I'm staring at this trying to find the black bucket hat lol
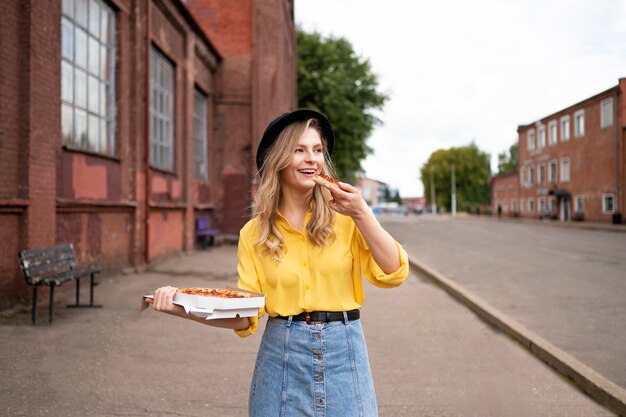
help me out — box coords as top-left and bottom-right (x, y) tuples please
(256, 109), (335, 172)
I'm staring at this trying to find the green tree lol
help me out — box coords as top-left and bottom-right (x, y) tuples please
(497, 142), (518, 174)
(420, 143), (491, 212)
(297, 29), (388, 182)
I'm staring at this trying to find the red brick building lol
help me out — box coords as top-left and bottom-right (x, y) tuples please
(492, 78), (625, 223)
(0, 0), (295, 308)
(491, 172), (518, 217)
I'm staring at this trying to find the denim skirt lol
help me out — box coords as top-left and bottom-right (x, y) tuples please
(249, 315), (378, 417)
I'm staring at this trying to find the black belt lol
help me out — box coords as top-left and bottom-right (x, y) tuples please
(274, 309), (360, 324)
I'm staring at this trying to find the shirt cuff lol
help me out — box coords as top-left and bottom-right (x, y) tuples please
(368, 242), (410, 287)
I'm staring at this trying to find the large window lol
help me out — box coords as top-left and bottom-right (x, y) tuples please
(61, 0), (115, 155)
(538, 164), (545, 185)
(193, 89), (208, 180)
(150, 48), (175, 171)
(574, 110), (585, 137)
(601, 98), (613, 128)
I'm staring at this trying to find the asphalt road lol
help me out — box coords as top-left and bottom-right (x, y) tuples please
(380, 214), (626, 392)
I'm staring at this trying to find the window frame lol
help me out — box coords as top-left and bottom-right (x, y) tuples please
(149, 47), (175, 172)
(560, 115), (570, 141)
(600, 98), (614, 129)
(549, 160), (557, 183)
(602, 194), (616, 214)
(538, 125), (546, 149)
(527, 129), (536, 151)
(574, 110), (585, 137)
(61, 0), (116, 156)
(193, 88), (208, 180)
(560, 157), (570, 183)
(548, 120), (557, 145)
(575, 195), (585, 213)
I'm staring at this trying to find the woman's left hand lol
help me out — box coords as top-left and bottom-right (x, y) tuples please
(326, 182), (369, 219)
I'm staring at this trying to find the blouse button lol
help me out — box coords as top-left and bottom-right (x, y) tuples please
(305, 284), (310, 290)
(303, 261), (308, 267)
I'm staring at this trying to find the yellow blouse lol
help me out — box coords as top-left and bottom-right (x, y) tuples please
(235, 210), (409, 337)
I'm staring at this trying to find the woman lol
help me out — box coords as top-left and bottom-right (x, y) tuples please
(150, 109), (409, 417)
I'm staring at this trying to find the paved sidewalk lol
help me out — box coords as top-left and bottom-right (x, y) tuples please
(0, 245), (614, 417)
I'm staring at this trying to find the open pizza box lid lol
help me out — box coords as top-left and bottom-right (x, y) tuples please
(141, 287), (265, 320)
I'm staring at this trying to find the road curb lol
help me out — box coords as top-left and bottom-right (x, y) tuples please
(408, 255), (626, 417)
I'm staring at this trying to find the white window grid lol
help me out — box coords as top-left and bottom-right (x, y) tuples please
(193, 88), (208, 180)
(150, 48), (175, 171)
(538, 164), (545, 185)
(528, 198), (535, 213)
(529, 166), (535, 186)
(61, 0), (116, 155)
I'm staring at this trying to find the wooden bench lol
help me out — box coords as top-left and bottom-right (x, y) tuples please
(195, 215), (221, 248)
(18, 243), (102, 324)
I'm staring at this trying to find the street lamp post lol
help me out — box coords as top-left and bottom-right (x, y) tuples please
(451, 164), (457, 216)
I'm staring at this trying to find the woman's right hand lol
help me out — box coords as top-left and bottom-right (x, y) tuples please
(149, 286), (180, 314)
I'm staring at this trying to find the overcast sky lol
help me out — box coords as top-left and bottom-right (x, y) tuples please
(294, 0), (626, 197)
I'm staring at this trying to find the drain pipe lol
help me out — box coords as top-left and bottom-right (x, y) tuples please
(144, 0), (151, 263)
(614, 86), (621, 223)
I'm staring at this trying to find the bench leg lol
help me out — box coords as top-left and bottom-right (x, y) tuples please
(49, 284), (55, 324)
(67, 275), (102, 308)
(32, 286), (38, 325)
(75, 277), (81, 306)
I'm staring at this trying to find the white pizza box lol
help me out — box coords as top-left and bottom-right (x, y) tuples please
(173, 288), (265, 310)
(141, 288), (265, 320)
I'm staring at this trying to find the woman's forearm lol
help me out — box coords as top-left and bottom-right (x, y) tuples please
(352, 208), (401, 274)
(148, 299), (250, 330)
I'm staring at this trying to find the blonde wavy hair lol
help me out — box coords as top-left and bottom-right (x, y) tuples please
(254, 118), (337, 261)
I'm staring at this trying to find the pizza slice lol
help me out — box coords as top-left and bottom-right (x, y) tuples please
(312, 173), (340, 189)
(178, 287), (253, 299)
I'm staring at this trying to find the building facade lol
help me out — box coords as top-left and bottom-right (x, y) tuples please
(492, 78), (625, 224)
(0, 0), (295, 308)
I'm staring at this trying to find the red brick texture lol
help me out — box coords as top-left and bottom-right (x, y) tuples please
(0, 0), (296, 307)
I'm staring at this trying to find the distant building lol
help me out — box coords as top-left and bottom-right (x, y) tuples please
(491, 172), (519, 216)
(491, 78), (625, 224)
(0, 0), (295, 308)
(402, 197), (427, 214)
(356, 178), (388, 206)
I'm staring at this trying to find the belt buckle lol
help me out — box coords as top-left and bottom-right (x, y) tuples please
(305, 312), (311, 324)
